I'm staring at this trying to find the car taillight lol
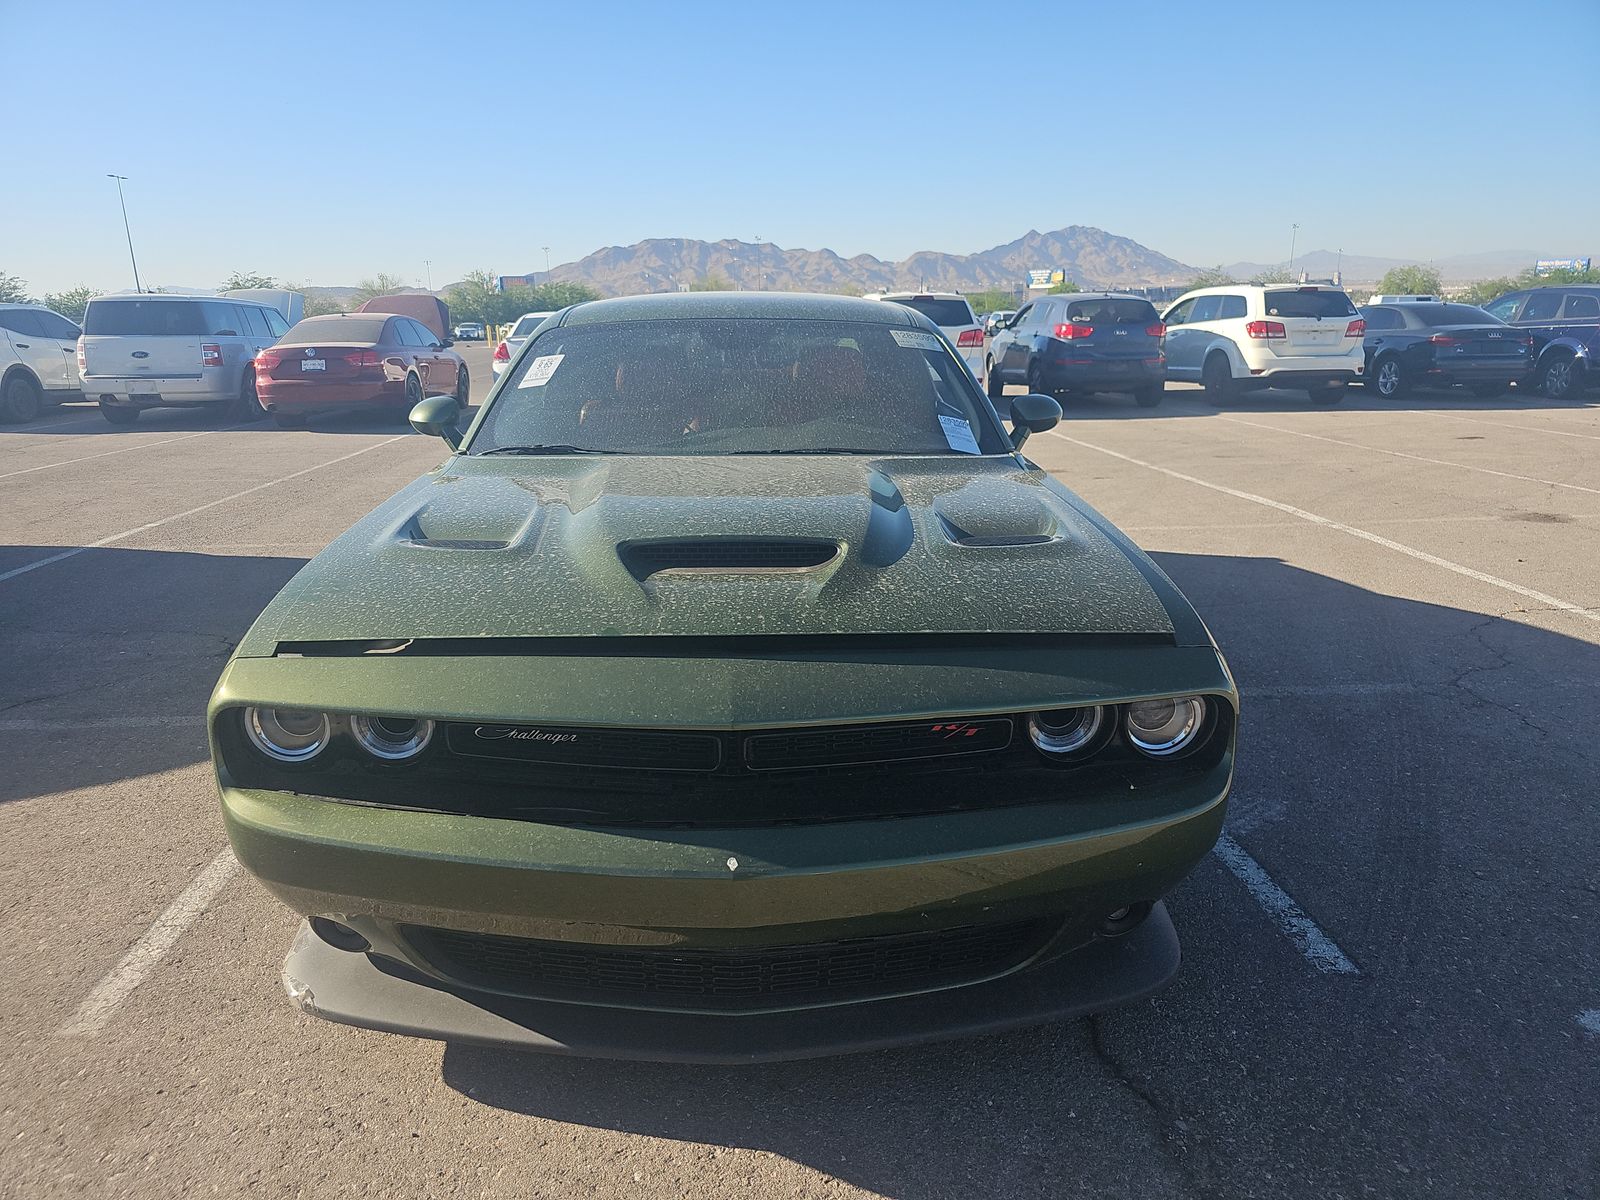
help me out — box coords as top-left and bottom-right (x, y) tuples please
(492, 340), (510, 362)
(77, 342), (85, 371)
(956, 328), (985, 347)
(256, 350), (281, 371)
(1053, 322), (1094, 339)
(1521, 335), (1535, 347)
(1145, 322), (1166, 337)
(1346, 319), (1366, 338)
(341, 349), (379, 367)
(1427, 334), (1459, 347)
(201, 343), (222, 366)
(1245, 320), (1286, 340)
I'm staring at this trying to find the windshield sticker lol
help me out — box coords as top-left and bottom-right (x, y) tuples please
(517, 354), (564, 388)
(939, 414), (981, 455)
(890, 329), (944, 352)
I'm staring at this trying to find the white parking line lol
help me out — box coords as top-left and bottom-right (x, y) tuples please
(1421, 411), (1600, 443)
(55, 847), (241, 1038)
(1217, 414), (1600, 497)
(1050, 431), (1600, 624)
(0, 427), (243, 483)
(0, 435), (407, 586)
(1212, 834), (1358, 974)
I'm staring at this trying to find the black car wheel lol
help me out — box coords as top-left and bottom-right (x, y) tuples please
(1371, 356), (1408, 399)
(985, 357), (1004, 401)
(454, 365), (470, 411)
(99, 401), (138, 426)
(1026, 363), (1046, 397)
(405, 373), (423, 412)
(1538, 354), (1583, 399)
(236, 369), (266, 420)
(1134, 383), (1164, 408)
(1201, 354), (1234, 405)
(1312, 380), (1347, 406)
(0, 372), (41, 423)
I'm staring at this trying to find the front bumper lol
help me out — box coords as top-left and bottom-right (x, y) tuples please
(280, 901), (1182, 1063)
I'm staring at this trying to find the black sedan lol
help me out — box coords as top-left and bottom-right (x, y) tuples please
(1358, 302), (1533, 399)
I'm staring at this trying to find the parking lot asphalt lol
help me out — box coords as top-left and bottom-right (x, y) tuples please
(2, 354), (1597, 1199)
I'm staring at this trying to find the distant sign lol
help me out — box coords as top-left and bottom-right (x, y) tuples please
(1535, 258), (1592, 276)
(496, 275), (535, 291)
(1026, 269), (1067, 290)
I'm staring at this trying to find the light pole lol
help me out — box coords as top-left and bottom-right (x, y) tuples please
(106, 174), (142, 291)
(542, 246), (551, 283)
(423, 259), (433, 290)
(1288, 223), (1300, 277)
(755, 236), (764, 290)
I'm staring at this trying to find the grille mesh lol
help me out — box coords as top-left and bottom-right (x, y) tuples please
(404, 919), (1051, 1009)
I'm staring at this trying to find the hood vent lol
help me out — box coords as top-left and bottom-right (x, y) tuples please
(620, 538), (840, 580)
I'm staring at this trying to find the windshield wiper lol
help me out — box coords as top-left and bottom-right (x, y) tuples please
(732, 447), (882, 455)
(476, 444), (621, 456)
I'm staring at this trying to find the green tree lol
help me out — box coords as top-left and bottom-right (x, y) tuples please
(1376, 264), (1442, 295)
(1518, 264), (1600, 287)
(966, 289), (1021, 314)
(1455, 276), (1518, 306)
(1188, 266), (1237, 288)
(1248, 267), (1294, 285)
(445, 271), (600, 326)
(1047, 279), (1081, 294)
(444, 269), (500, 325)
(689, 276), (733, 292)
(0, 270), (30, 303)
(42, 286), (99, 323)
(522, 281), (600, 310)
(352, 272), (408, 305)
(222, 271), (278, 291)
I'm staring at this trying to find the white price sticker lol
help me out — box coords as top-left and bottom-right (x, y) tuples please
(890, 329), (944, 352)
(517, 353), (564, 388)
(939, 414), (981, 455)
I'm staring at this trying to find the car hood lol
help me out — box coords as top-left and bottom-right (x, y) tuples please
(237, 454), (1180, 654)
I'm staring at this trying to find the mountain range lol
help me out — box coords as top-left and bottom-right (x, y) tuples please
(530, 227), (1199, 296)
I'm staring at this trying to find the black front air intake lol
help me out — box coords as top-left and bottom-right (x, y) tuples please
(619, 538), (839, 579)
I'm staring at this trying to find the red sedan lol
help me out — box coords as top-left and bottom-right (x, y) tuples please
(255, 313), (467, 427)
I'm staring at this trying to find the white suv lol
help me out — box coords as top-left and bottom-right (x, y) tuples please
(491, 311), (557, 378)
(1162, 284), (1364, 404)
(0, 303), (84, 422)
(868, 292), (986, 379)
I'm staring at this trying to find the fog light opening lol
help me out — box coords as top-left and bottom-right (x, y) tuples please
(1099, 902), (1152, 937)
(310, 917), (370, 953)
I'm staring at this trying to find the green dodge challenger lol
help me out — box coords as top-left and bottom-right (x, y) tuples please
(209, 292), (1236, 1062)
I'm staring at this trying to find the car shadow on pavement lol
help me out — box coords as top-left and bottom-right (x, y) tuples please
(0, 401), (462, 437)
(0, 545), (308, 806)
(439, 553), (1600, 1199)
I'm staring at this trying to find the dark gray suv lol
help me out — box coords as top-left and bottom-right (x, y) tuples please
(1482, 285), (1599, 399)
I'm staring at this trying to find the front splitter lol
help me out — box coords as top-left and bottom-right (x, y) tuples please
(279, 906), (1180, 1064)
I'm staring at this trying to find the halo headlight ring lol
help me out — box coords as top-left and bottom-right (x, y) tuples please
(1123, 696), (1209, 758)
(350, 714), (436, 761)
(244, 707), (331, 763)
(1026, 705), (1112, 760)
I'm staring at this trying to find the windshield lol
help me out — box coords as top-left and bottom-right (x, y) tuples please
(470, 317), (1008, 456)
(1263, 290), (1358, 318)
(1408, 304), (1504, 327)
(884, 297), (975, 327)
(279, 316), (389, 343)
(511, 313), (555, 338)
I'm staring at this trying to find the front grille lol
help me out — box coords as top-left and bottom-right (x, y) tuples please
(620, 538), (838, 578)
(403, 919), (1053, 1010)
(745, 717), (1012, 770)
(447, 723), (721, 772)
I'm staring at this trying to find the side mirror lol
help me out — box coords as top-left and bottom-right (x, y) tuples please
(409, 394), (463, 449)
(438, 338), (453, 348)
(1008, 392), (1061, 450)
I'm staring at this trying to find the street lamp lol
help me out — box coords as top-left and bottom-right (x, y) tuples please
(423, 259), (433, 290)
(1288, 223), (1300, 277)
(106, 174), (142, 291)
(542, 246), (551, 283)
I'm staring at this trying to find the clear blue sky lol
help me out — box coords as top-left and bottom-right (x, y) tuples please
(6, 0), (1596, 293)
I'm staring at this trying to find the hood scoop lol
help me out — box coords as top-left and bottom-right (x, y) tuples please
(619, 538), (840, 580)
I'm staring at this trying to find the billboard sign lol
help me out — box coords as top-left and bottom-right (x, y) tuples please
(1027, 269), (1067, 290)
(1535, 258), (1592, 276)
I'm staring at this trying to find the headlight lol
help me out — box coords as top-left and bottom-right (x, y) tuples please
(244, 707), (330, 762)
(350, 714), (435, 761)
(1026, 706), (1108, 757)
(1124, 696), (1208, 757)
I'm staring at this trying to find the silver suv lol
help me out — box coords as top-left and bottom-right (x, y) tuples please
(1, 303), (84, 422)
(79, 294), (290, 426)
(1162, 284), (1364, 405)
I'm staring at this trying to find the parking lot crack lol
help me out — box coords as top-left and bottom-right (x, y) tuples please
(1439, 612), (1555, 741)
(1087, 1015), (1221, 1198)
